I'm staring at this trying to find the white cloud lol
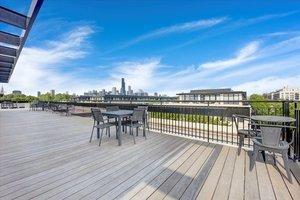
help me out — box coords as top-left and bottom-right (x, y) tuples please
(232, 75), (300, 95)
(105, 17), (226, 53)
(4, 26), (97, 95)
(110, 58), (161, 90)
(200, 41), (260, 70)
(215, 54), (300, 81)
(129, 17), (226, 43)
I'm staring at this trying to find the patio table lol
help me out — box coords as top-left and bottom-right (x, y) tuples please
(250, 115), (296, 123)
(102, 109), (133, 146)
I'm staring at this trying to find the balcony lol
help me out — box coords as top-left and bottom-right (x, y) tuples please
(0, 108), (299, 199)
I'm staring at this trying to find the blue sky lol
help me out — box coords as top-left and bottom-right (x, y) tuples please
(2, 0), (300, 96)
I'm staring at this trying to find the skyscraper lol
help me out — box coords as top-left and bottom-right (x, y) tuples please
(37, 91), (41, 97)
(50, 89), (55, 96)
(120, 78), (126, 95)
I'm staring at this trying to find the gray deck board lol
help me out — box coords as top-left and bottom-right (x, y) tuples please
(0, 110), (299, 200)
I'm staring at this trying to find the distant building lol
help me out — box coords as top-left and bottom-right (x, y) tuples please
(154, 92), (158, 97)
(37, 91), (41, 97)
(127, 86), (133, 95)
(50, 89), (55, 96)
(12, 90), (22, 95)
(112, 87), (117, 95)
(264, 86), (300, 101)
(120, 78), (126, 95)
(177, 88), (247, 106)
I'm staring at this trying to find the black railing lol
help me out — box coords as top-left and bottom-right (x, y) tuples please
(31, 100), (300, 160)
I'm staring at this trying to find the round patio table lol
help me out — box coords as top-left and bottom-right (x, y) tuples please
(250, 115), (296, 123)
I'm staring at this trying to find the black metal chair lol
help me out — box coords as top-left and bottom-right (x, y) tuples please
(250, 123), (295, 182)
(137, 105), (150, 132)
(90, 108), (114, 146)
(123, 108), (146, 144)
(233, 115), (260, 155)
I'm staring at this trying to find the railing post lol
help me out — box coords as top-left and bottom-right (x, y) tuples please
(294, 108), (300, 161)
(282, 101), (290, 117)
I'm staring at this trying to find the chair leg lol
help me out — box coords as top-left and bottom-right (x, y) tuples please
(261, 151), (266, 162)
(238, 134), (244, 155)
(132, 128), (136, 144)
(89, 126), (95, 143)
(99, 129), (104, 146)
(108, 127), (111, 137)
(251, 145), (259, 170)
(136, 127), (138, 136)
(273, 152), (276, 166)
(282, 150), (292, 182)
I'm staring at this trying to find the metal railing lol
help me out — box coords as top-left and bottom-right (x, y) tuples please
(31, 100), (300, 160)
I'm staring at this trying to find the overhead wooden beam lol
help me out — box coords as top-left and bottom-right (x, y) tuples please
(0, 0), (44, 83)
(0, 6), (27, 29)
(0, 61), (13, 68)
(6, 0), (44, 82)
(0, 54), (15, 64)
(0, 72), (10, 76)
(0, 68), (11, 73)
(0, 31), (21, 46)
(0, 45), (17, 57)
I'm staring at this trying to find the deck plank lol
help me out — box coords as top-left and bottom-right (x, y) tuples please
(228, 149), (245, 200)
(196, 146), (229, 200)
(212, 147), (237, 200)
(164, 143), (216, 200)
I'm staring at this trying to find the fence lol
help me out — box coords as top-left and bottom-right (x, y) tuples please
(33, 100), (300, 160)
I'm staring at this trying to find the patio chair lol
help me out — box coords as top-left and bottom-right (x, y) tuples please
(90, 108), (114, 146)
(137, 105), (150, 132)
(250, 123), (295, 181)
(123, 108), (146, 144)
(233, 115), (260, 155)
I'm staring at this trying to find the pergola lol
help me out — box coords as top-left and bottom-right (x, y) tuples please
(0, 0), (43, 83)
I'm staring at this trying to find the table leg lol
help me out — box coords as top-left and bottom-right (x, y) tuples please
(143, 118), (146, 137)
(118, 116), (122, 146)
(97, 121), (100, 139)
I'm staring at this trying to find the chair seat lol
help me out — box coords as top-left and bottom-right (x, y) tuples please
(237, 129), (259, 137)
(94, 123), (114, 129)
(252, 137), (289, 150)
(123, 120), (143, 128)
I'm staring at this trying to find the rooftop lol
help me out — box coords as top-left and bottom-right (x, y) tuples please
(177, 88), (246, 95)
(0, 110), (299, 199)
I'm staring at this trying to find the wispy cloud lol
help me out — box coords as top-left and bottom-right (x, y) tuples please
(5, 26), (97, 95)
(242, 11), (299, 25)
(233, 75), (300, 95)
(105, 17), (227, 54)
(200, 41), (260, 70)
(162, 11), (299, 53)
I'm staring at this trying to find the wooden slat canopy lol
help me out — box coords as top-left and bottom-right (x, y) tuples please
(0, 0), (43, 83)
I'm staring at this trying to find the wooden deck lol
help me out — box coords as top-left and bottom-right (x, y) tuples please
(0, 110), (299, 200)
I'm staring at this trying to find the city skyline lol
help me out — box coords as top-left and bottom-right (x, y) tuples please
(1, 1), (300, 95)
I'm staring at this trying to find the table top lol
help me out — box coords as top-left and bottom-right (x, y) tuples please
(251, 115), (296, 123)
(102, 109), (133, 117)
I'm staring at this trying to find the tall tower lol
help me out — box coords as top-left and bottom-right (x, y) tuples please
(121, 78), (126, 95)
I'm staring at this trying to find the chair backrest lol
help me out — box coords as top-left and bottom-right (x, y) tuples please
(260, 125), (282, 147)
(131, 108), (145, 122)
(106, 106), (119, 111)
(137, 106), (148, 118)
(91, 108), (104, 122)
(232, 114), (250, 131)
